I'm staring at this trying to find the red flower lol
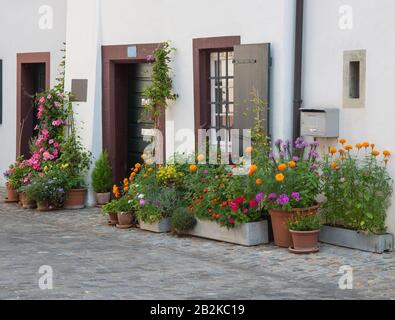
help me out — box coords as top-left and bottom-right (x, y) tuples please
(234, 196), (245, 205)
(230, 202), (238, 212)
(228, 217), (235, 224)
(249, 199), (258, 208)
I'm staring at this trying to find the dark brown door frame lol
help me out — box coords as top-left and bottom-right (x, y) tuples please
(102, 43), (165, 182)
(192, 36), (241, 148)
(16, 52), (50, 158)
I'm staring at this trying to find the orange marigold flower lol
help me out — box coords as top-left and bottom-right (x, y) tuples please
(372, 150), (380, 157)
(256, 178), (263, 186)
(329, 147), (337, 154)
(135, 163), (141, 169)
(339, 138), (346, 145)
(278, 163), (287, 171)
(245, 146), (253, 154)
(189, 164), (198, 173)
(275, 173), (285, 182)
(363, 142), (370, 148)
(197, 154), (205, 162)
(288, 160), (297, 168)
(383, 150), (391, 157)
(356, 143), (362, 150)
(370, 144), (375, 149)
(340, 156), (346, 161)
(344, 145), (353, 151)
(331, 161), (339, 169)
(248, 164), (258, 176)
(339, 149), (345, 155)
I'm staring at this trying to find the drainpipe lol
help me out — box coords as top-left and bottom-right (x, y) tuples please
(292, 0), (304, 140)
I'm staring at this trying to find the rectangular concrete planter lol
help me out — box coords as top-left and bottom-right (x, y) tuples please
(187, 218), (269, 246)
(139, 218), (171, 233)
(319, 225), (394, 254)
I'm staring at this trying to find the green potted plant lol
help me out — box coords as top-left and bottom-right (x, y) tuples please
(91, 150), (113, 206)
(113, 195), (136, 229)
(3, 157), (24, 203)
(287, 215), (321, 253)
(319, 140), (393, 253)
(101, 199), (119, 226)
(59, 129), (91, 209)
(171, 207), (197, 236)
(262, 138), (321, 248)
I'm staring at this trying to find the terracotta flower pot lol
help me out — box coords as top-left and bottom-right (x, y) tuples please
(37, 200), (52, 212)
(64, 189), (87, 210)
(270, 205), (319, 248)
(21, 192), (37, 209)
(290, 229), (320, 252)
(108, 212), (119, 226)
(95, 192), (111, 206)
(5, 183), (19, 203)
(116, 212), (134, 229)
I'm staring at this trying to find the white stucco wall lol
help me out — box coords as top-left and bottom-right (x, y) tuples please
(303, 0), (395, 233)
(0, 0), (67, 184)
(64, 0), (297, 158)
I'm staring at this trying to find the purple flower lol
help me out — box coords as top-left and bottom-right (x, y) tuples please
(295, 137), (305, 149)
(277, 194), (290, 206)
(275, 139), (283, 146)
(268, 193), (277, 200)
(310, 163), (319, 170)
(291, 192), (301, 201)
(256, 193), (265, 202)
(309, 150), (319, 159)
(268, 152), (274, 159)
(203, 169), (209, 174)
(146, 55), (155, 62)
(310, 141), (320, 147)
(139, 199), (146, 206)
(292, 156), (299, 162)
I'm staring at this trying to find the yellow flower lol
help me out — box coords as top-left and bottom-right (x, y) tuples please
(197, 154), (205, 162)
(339, 138), (346, 145)
(275, 173), (285, 182)
(329, 147), (337, 154)
(288, 161), (296, 168)
(278, 163), (287, 171)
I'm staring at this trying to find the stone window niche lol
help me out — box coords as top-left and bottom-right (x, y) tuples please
(343, 50), (366, 108)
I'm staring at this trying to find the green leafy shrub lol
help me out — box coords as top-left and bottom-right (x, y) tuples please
(171, 207), (197, 235)
(321, 141), (393, 234)
(91, 151), (113, 193)
(287, 215), (321, 231)
(101, 200), (118, 216)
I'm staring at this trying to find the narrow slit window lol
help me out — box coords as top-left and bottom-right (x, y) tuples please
(349, 61), (360, 99)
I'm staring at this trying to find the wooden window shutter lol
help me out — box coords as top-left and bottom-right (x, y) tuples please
(233, 43), (270, 134)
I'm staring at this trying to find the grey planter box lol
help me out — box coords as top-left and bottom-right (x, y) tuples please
(139, 218), (171, 233)
(319, 225), (394, 254)
(187, 218), (269, 246)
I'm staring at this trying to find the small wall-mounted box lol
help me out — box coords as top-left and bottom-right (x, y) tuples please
(300, 108), (339, 138)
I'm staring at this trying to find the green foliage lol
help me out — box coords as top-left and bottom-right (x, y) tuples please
(112, 195), (136, 213)
(101, 200), (118, 216)
(4, 157), (32, 190)
(142, 41), (178, 126)
(91, 151), (113, 193)
(320, 147), (392, 234)
(59, 128), (92, 189)
(136, 203), (162, 224)
(287, 215), (321, 231)
(171, 207), (197, 235)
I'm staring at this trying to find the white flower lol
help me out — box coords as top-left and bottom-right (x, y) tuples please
(138, 194), (145, 199)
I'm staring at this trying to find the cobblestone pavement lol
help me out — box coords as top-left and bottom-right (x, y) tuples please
(0, 189), (394, 300)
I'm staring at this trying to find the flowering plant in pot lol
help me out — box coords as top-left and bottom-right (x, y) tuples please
(59, 129), (91, 209)
(320, 139), (393, 234)
(113, 195), (137, 229)
(21, 167), (67, 211)
(101, 200), (119, 226)
(287, 214), (321, 253)
(3, 157), (28, 203)
(262, 137), (321, 248)
(91, 150), (113, 206)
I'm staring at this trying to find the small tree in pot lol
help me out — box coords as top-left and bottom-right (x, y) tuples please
(91, 150), (113, 206)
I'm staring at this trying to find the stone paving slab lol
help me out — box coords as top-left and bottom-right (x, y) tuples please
(0, 189), (394, 300)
